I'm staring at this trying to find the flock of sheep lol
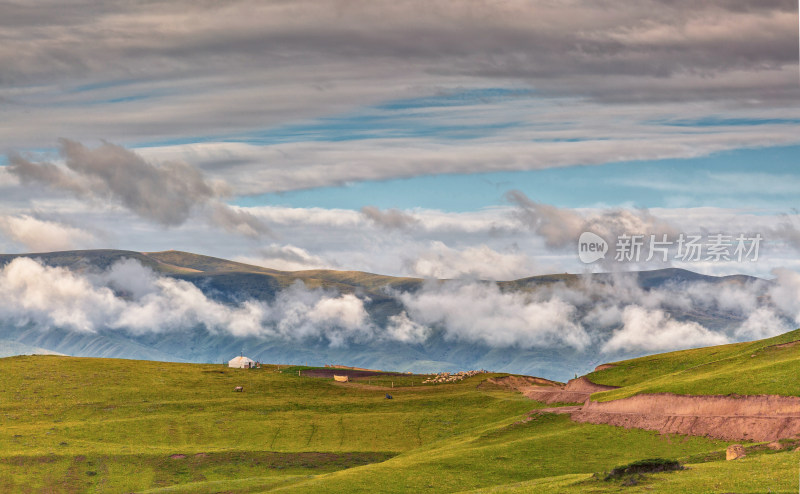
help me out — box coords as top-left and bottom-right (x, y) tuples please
(422, 370), (487, 384)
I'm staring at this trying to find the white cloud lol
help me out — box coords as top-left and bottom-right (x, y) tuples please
(235, 244), (335, 272)
(768, 269), (800, 324)
(4, 253), (800, 355)
(0, 257), (122, 333)
(136, 125), (800, 196)
(361, 206), (419, 230)
(735, 307), (790, 340)
(0, 258), (375, 346)
(397, 282), (592, 350)
(306, 293), (372, 347)
(384, 311), (431, 344)
(507, 189), (676, 251)
(602, 306), (730, 353)
(2, 0), (796, 150)
(9, 140), (269, 237)
(406, 241), (534, 280)
(0, 215), (98, 252)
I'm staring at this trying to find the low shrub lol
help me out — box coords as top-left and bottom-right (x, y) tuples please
(605, 458), (683, 481)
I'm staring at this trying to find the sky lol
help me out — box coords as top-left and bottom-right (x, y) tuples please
(1, 0), (800, 280)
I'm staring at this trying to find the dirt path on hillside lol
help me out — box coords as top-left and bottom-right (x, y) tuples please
(482, 375), (562, 390)
(532, 384), (800, 442)
(523, 376), (619, 404)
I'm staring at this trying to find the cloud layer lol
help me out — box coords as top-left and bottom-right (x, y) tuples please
(0, 215), (98, 252)
(405, 241), (534, 280)
(3, 256), (800, 356)
(3, 0), (798, 195)
(0, 257), (372, 346)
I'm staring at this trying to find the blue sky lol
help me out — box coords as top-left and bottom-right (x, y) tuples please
(237, 144), (800, 212)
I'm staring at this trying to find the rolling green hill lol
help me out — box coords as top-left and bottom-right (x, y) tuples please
(464, 328), (800, 493)
(587, 328), (800, 401)
(5, 345), (800, 493)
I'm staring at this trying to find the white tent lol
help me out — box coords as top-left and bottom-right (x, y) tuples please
(228, 356), (256, 368)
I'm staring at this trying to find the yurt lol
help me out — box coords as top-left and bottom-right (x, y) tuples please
(228, 356), (256, 368)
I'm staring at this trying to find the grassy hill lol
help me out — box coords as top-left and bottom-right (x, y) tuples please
(462, 328), (800, 493)
(587, 328), (800, 401)
(6, 351), (797, 493)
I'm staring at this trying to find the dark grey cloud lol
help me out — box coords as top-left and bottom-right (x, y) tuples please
(506, 189), (675, 248)
(360, 206), (419, 230)
(8, 139), (269, 236)
(8, 152), (87, 196)
(1, 0), (798, 203)
(209, 202), (271, 238)
(1, 0), (794, 100)
(505, 190), (586, 248)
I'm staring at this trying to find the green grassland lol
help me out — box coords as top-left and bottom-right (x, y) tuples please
(467, 452), (800, 494)
(3, 332), (800, 493)
(0, 355), (727, 492)
(271, 414), (732, 493)
(588, 328), (800, 401)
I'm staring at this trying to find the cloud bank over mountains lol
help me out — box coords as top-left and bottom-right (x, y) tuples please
(3, 256), (800, 359)
(0, 257), (369, 345)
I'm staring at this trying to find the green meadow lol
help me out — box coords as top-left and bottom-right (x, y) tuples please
(1, 339), (800, 492)
(589, 328), (800, 401)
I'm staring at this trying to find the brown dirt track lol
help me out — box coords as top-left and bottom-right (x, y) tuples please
(523, 376), (619, 404)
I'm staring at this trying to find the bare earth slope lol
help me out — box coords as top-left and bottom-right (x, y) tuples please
(530, 330), (800, 442)
(524, 376), (619, 404)
(540, 392), (800, 442)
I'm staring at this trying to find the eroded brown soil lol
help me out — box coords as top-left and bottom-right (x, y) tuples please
(593, 364), (617, 371)
(531, 379), (800, 442)
(524, 376), (619, 404)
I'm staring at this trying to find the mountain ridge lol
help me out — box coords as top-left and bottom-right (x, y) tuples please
(0, 248), (765, 286)
(0, 249), (770, 381)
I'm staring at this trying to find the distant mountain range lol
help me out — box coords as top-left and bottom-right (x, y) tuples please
(0, 250), (769, 381)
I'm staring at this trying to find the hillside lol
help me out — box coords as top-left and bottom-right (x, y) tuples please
(587, 328), (800, 401)
(5, 344), (800, 493)
(0, 355), (732, 493)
